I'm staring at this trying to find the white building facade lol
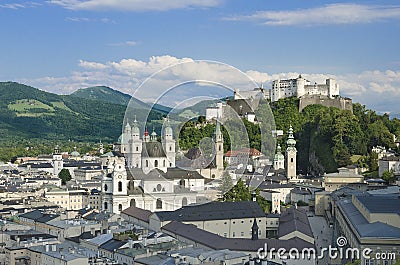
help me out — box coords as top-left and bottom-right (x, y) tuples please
(271, 75), (339, 102)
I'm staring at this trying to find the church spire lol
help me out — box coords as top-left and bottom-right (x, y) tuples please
(251, 217), (259, 240)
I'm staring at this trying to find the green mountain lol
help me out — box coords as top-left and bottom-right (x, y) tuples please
(0, 82), (164, 142)
(72, 86), (143, 108)
(71, 85), (172, 113)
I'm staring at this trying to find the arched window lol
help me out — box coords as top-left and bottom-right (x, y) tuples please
(291, 158), (294, 163)
(169, 146), (172, 151)
(118, 204), (122, 212)
(163, 160), (166, 167)
(179, 179), (185, 187)
(155, 160), (158, 167)
(146, 160), (149, 167)
(118, 181), (122, 192)
(182, 197), (188, 206)
(130, 199), (136, 207)
(104, 184), (108, 192)
(104, 202), (108, 210)
(156, 199), (162, 209)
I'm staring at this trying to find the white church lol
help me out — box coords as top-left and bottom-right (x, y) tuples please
(101, 118), (219, 214)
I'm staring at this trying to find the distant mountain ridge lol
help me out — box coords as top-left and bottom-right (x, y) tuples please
(71, 86), (172, 113)
(0, 82), (164, 142)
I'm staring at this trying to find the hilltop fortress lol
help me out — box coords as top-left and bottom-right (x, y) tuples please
(271, 75), (352, 112)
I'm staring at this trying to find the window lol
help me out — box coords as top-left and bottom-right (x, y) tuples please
(155, 160), (158, 167)
(130, 199), (136, 207)
(169, 146), (172, 151)
(291, 158), (294, 163)
(104, 202), (108, 210)
(118, 181), (123, 192)
(104, 184), (108, 191)
(146, 160), (149, 167)
(182, 197), (188, 206)
(157, 184), (162, 192)
(136, 146), (139, 151)
(118, 204), (122, 212)
(163, 160), (166, 167)
(241, 232), (244, 237)
(156, 199), (162, 209)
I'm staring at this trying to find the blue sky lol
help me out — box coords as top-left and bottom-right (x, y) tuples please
(1, 0), (400, 114)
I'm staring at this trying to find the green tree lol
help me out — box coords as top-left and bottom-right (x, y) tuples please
(221, 179), (271, 213)
(382, 170), (395, 183)
(368, 151), (379, 172)
(218, 172), (234, 196)
(58, 168), (72, 185)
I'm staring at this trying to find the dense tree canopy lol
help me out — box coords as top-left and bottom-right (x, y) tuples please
(179, 97), (400, 175)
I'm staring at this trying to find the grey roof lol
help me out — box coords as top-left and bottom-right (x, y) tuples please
(162, 221), (314, 252)
(278, 207), (313, 238)
(128, 168), (165, 180)
(86, 233), (113, 246)
(142, 142), (166, 158)
(355, 195), (400, 215)
(122, 206), (152, 222)
(101, 151), (124, 157)
(83, 212), (111, 221)
(19, 209), (59, 223)
(226, 98), (260, 116)
(29, 245), (87, 262)
(337, 197), (400, 239)
(163, 168), (204, 180)
(134, 254), (175, 265)
(99, 239), (127, 252)
(155, 201), (266, 222)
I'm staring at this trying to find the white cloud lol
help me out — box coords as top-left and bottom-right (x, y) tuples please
(108, 41), (137, 47)
(49, 0), (223, 11)
(0, 1), (41, 9)
(65, 16), (115, 23)
(19, 55), (400, 114)
(225, 3), (400, 26)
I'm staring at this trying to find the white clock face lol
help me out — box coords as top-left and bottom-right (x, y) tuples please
(117, 175), (122, 179)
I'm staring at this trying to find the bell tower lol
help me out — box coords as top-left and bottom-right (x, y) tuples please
(162, 117), (175, 168)
(285, 125), (297, 182)
(214, 121), (224, 171)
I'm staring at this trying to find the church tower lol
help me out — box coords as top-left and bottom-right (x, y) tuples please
(130, 118), (142, 168)
(102, 157), (129, 214)
(52, 145), (63, 176)
(162, 117), (176, 168)
(285, 125), (297, 182)
(273, 144), (285, 170)
(215, 121), (224, 171)
(121, 122), (131, 154)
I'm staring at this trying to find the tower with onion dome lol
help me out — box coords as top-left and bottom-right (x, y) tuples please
(285, 125), (297, 182)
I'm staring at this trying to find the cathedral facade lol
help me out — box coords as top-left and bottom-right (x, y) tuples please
(101, 119), (209, 214)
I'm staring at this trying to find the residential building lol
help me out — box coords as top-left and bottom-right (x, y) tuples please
(44, 187), (89, 210)
(323, 167), (364, 192)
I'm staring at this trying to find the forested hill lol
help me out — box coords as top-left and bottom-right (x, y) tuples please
(0, 82), (164, 143)
(272, 98), (400, 174)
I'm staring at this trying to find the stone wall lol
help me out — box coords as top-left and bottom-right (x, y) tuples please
(299, 95), (353, 112)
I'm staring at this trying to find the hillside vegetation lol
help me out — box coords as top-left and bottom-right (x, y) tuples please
(179, 97), (400, 174)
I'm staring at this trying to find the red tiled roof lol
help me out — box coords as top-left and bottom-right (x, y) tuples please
(224, 148), (261, 157)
